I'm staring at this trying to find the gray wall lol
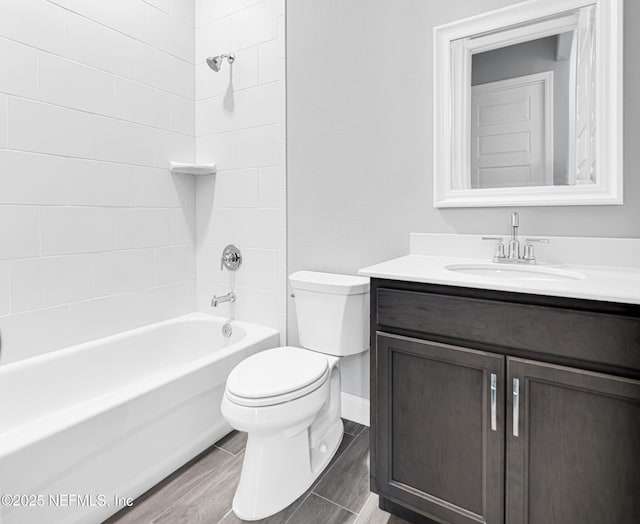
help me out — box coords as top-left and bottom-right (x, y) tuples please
(472, 35), (571, 183)
(286, 0), (639, 397)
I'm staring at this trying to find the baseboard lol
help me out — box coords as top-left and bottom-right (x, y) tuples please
(341, 392), (369, 426)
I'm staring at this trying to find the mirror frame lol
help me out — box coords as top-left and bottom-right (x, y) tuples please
(433, 0), (623, 208)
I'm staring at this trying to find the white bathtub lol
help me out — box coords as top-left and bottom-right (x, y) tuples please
(0, 313), (279, 524)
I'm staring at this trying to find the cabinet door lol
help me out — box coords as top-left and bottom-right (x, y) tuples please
(506, 357), (640, 524)
(376, 333), (505, 524)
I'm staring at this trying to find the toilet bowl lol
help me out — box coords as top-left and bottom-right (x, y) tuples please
(221, 271), (370, 521)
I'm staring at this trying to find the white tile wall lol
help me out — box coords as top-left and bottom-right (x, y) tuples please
(115, 208), (171, 249)
(39, 54), (116, 116)
(0, 37), (39, 98)
(113, 77), (173, 130)
(0, 1), (67, 55)
(0, 94), (7, 148)
(135, 170), (194, 208)
(171, 208), (196, 245)
(0, 262), (10, 316)
(11, 255), (94, 313)
(41, 207), (115, 255)
(145, 0), (170, 14)
(94, 249), (155, 296)
(67, 160), (136, 207)
(155, 245), (196, 285)
(0, 207), (40, 260)
(0, 305), (72, 364)
(49, 0), (156, 45)
(0, 0), (286, 365)
(92, 116), (156, 166)
(8, 98), (94, 158)
(195, 0), (286, 337)
(169, 0), (195, 27)
(153, 9), (195, 61)
(0, 150), (68, 205)
(0, 0), (196, 365)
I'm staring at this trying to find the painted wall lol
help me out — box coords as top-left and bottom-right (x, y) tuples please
(0, 0), (197, 365)
(286, 0), (640, 399)
(194, 0), (287, 337)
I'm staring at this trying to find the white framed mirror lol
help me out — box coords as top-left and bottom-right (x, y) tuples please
(433, 0), (623, 208)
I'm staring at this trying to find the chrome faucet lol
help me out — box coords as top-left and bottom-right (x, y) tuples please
(508, 212), (520, 259)
(483, 212), (549, 265)
(211, 291), (236, 307)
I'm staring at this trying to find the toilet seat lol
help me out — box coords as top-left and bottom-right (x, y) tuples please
(225, 346), (330, 407)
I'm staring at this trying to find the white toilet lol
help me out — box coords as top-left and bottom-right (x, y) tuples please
(221, 270), (370, 521)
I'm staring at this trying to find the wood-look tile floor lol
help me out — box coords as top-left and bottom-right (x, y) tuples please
(106, 420), (409, 524)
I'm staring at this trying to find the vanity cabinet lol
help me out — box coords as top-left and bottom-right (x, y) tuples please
(370, 278), (640, 524)
(505, 358), (640, 524)
(376, 334), (505, 524)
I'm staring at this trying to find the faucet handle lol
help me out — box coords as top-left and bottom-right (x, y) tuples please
(523, 238), (550, 262)
(482, 236), (506, 259)
(220, 244), (242, 271)
(524, 238), (550, 243)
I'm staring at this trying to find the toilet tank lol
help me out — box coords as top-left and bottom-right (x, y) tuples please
(289, 271), (370, 356)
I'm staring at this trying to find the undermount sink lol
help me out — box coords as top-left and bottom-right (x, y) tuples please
(445, 264), (586, 281)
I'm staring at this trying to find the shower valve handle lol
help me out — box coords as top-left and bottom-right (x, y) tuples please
(221, 244), (242, 271)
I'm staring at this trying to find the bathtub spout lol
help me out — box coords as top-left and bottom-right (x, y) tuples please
(211, 292), (236, 307)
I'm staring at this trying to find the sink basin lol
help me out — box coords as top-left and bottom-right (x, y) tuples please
(445, 264), (586, 281)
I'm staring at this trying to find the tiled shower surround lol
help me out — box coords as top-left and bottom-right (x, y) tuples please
(0, 0), (286, 365)
(194, 0), (287, 337)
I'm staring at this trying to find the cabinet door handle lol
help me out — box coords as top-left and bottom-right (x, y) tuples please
(513, 378), (520, 437)
(490, 373), (497, 431)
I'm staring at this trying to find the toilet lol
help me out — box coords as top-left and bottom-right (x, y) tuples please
(221, 270), (370, 521)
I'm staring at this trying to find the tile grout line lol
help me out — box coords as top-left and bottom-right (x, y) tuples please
(215, 508), (234, 524)
(310, 493), (358, 517)
(283, 491), (313, 524)
(213, 444), (236, 458)
(157, 451), (241, 524)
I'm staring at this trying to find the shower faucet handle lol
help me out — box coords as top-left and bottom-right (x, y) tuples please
(221, 244), (242, 271)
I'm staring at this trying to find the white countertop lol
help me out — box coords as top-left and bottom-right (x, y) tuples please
(359, 254), (640, 305)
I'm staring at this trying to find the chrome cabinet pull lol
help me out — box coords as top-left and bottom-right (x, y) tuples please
(490, 373), (497, 431)
(513, 378), (520, 437)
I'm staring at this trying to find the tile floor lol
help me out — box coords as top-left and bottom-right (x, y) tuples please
(106, 420), (409, 524)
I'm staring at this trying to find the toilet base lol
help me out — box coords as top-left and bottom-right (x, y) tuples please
(232, 417), (344, 521)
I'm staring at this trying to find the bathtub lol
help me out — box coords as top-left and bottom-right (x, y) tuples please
(0, 313), (279, 524)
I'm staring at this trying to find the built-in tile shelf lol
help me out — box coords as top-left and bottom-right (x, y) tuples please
(169, 162), (217, 176)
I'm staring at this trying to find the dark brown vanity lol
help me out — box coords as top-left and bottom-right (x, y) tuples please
(369, 277), (640, 524)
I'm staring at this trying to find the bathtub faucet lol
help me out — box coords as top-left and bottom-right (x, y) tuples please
(211, 292), (236, 307)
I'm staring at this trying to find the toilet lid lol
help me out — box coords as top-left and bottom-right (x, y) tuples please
(226, 346), (329, 401)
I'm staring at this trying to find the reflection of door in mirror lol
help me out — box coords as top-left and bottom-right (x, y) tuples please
(470, 72), (551, 189)
(470, 35), (572, 189)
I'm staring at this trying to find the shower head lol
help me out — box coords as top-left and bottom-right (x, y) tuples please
(206, 53), (235, 72)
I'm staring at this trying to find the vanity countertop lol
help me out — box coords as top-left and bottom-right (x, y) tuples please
(359, 254), (640, 306)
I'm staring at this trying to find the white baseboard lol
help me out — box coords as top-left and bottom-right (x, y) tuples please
(341, 392), (370, 426)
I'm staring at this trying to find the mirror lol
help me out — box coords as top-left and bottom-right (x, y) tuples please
(433, 0), (622, 207)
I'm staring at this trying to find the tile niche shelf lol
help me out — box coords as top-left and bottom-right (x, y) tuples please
(169, 162), (217, 176)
